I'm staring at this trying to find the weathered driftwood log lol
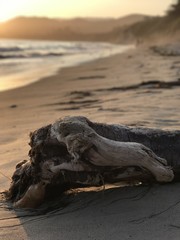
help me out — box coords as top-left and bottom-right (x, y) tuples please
(7, 116), (180, 209)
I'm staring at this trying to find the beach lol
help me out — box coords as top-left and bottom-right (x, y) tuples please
(0, 44), (180, 239)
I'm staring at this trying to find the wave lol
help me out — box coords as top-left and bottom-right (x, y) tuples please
(0, 46), (22, 52)
(0, 52), (66, 59)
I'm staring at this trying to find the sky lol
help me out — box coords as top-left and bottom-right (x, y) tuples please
(0, 0), (174, 22)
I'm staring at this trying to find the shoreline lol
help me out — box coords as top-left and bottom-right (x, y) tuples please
(0, 48), (134, 94)
(0, 39), (134, 92)
(0, 44), (180, 239)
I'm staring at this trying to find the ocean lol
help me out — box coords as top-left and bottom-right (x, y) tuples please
(0, 39), (133, 91)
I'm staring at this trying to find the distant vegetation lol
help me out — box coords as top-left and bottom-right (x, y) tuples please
(167, 0), (180, 18)
(110, 0), (180, 44)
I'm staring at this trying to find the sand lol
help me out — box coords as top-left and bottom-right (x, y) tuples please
(0, 45), (180, 239)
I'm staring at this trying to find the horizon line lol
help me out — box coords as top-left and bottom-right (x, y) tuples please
(0, 12), (161, 23)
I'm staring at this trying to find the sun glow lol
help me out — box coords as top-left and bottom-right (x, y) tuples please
(0, 0), (173, 22)
(0, 0), (27, 22)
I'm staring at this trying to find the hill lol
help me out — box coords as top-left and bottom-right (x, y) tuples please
(109, 15), (180, 44)
(0, 14), (147, 41)
(105, 1), (180, 44)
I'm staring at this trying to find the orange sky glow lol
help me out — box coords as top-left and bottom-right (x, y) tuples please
(0, 0), (174, 22)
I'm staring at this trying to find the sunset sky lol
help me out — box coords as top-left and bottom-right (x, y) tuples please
(0, 0), (173, 22)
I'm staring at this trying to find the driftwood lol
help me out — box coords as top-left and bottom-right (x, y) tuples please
(7, 116), (180, 209)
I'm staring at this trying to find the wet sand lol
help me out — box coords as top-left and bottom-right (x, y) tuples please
(0, 45), (180, 239)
